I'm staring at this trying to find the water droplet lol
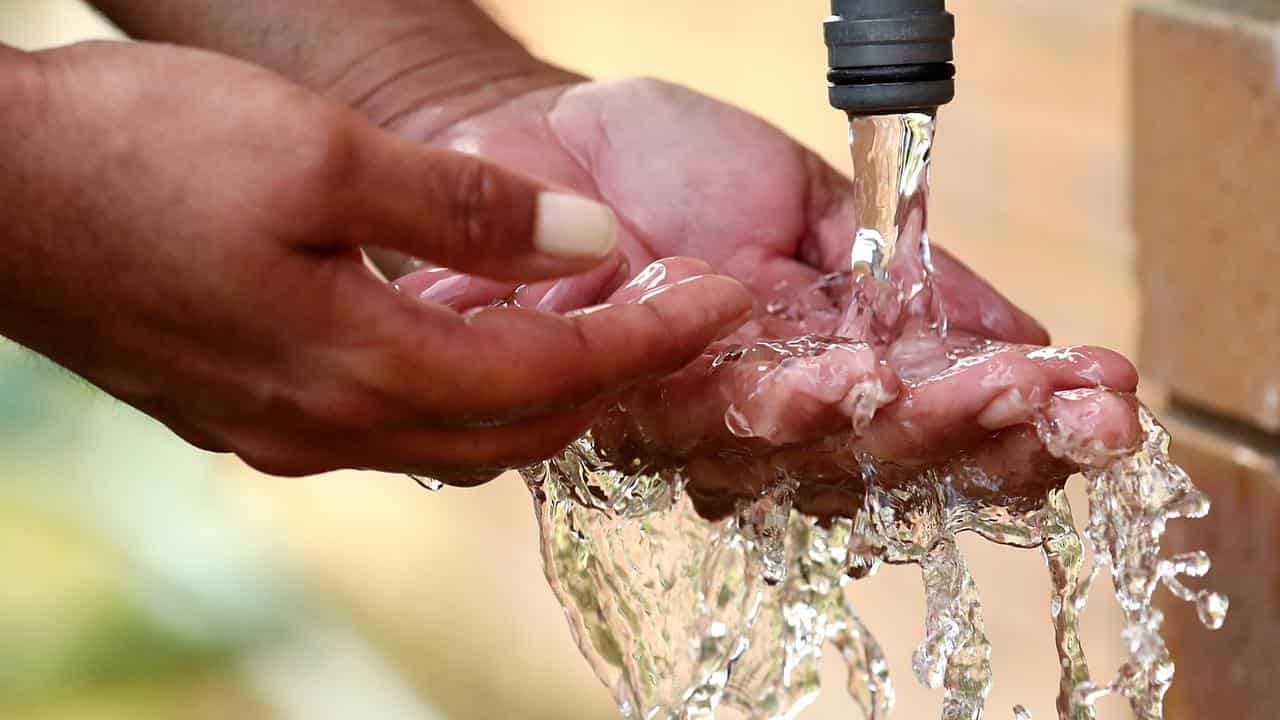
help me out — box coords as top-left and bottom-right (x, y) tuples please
(724, 404), (754, 438)
(408, 474), (443, 492)
(1196, 591), (1229, 630)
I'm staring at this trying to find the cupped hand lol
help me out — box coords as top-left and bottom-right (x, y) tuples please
(379, 78), (1140, 510)
(390, 77), (1046, 346)
(0, 44), (750, 481)
(592, 259), (1142, 519)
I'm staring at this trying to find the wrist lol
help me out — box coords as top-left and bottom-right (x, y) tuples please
(325, 36), (583, 142)
(90, 0), (584, 142)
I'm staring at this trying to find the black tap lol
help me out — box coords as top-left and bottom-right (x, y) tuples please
(825, 0), (955, 115)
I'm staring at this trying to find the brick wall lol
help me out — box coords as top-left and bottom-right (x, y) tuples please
(1134, 2), (1280, 717)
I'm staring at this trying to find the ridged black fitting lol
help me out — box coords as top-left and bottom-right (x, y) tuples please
(825, 0), (956, 115)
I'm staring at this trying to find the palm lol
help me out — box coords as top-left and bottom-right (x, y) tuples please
(412, 78), (1045, 343)
(432, 79), (811, 281)
(392, 78), (1141, 512)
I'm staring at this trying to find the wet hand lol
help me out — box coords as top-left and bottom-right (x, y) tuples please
(589, 259), (1142, 519)
(377, 78), (1138, 508)
(390, 78), (1046, 345)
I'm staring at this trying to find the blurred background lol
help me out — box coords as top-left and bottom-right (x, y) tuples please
(0, 1), (1145, 718)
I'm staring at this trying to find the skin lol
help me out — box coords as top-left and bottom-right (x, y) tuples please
(0, 42), (750, 481)
(5, 2), (1142, 501)
(388, 79), (1143, 509)
(592, 258), (1139, 518)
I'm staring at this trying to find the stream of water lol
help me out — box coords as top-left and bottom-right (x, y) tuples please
(468, 113), (1226, 720)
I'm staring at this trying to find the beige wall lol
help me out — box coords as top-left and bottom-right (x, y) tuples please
(0, 0), (118, 49)
(1135, 3), (1280, 718)
(2, 2), (1143, 718)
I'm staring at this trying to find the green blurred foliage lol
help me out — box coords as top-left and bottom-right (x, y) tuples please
(0, 343), (274, 717)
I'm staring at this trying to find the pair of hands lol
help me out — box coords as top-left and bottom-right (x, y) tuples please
(386, 75), (1140, 508)
(0, 39), (1139, 499)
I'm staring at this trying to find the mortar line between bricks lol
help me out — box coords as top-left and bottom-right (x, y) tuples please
(1144, 1), (1280, 28)
(1167, 394), (1280, 461)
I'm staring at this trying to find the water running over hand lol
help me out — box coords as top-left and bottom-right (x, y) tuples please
(433, 112), (1226, 719)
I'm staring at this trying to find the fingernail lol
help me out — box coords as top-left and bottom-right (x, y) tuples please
(1024, 312), (1052, 344)
(534, 193), (618, 259)
(840, 377), (898, 434)
(977, 388), (1035, 431)
(419, 275), (469, 305)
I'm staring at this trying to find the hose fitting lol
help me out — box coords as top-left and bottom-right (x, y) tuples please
(825, 0), (955, 115)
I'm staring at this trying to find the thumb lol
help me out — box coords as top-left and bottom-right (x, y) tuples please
(345, 126), (619, 282)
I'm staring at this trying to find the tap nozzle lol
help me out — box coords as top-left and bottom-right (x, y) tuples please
(825, 0), (955, 115)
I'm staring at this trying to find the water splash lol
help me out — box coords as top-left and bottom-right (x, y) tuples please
(427, 112), (1227, 718)
(526, 450), (896, 720)
(527, 447), (757, 717)
(521, 397), (1224, 720)
(720, 516), (893, 720)
(408, 474), (444, 492)
(1069, 407), (1230, 719)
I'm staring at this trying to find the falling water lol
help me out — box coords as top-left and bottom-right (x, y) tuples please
(424, 112), (1226, 719)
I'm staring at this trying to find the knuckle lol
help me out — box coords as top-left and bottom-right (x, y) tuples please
(510, 321), (604, 411)
(448, 159), (505, 257)
(285, 376), (393, 434)
(240, 372), (382, 439)
(278, 112), (361, 207)
(318, 383), (400, 431)
(629, 302), (690, 372)
(370, 329), (456, 415)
